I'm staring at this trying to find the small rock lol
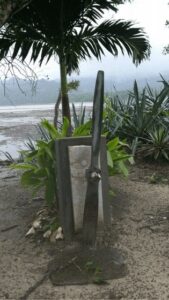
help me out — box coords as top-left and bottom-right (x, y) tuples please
(25, 227), (35, 236)
(55, 227), (64, 240)
(43, 229), (52, 239)
(32, 219), (42, 229)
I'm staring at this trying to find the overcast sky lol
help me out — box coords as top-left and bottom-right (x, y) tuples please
(34, 0), (169, 82)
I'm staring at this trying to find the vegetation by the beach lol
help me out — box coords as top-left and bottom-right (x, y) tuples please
(11, 118), (131, 208)
(6, 74), (169, 209)
(104, 77), (169, 161)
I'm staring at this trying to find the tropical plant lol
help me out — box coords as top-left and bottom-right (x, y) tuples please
(104, 78), (169, 155)
(0, 0), (150, 124)
(11, 118), (70, 208)
(138, 126), (169, 161)
(11, 118), (132, 207)
(103, 95), (124, 139)
(107, 136), (133, 176)
(72, 103), (87, 128)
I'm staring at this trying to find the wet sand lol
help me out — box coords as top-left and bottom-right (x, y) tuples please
(0, 104), (92, 160)
(0, 107), (55, 159)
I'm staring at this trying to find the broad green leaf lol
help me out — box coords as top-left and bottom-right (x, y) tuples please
(107, 150), (114, 168)
(73, 120), (92, 136)
(107, 137), (119, 150)
(118, 161), (129, 177)
(21, 170), (41, 186)
(11, 163), (36, 170)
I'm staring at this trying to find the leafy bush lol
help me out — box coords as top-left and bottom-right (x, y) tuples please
(12, 119), (70, 208)
(12, 118), (131, 208)
(107, 137), (133, 177)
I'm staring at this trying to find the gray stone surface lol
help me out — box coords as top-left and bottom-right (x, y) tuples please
(55, 136), (110, 238)
(69, 146), (103, 231)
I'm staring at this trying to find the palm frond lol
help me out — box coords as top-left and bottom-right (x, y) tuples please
(0, 0), (150, 73)
(70, 20), (150, 64)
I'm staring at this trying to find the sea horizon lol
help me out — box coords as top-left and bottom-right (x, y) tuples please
(0, 102), (93, 113)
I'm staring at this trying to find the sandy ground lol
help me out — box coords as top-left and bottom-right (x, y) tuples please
(0, 162), (169, 300)
(0, 109), (169, 299)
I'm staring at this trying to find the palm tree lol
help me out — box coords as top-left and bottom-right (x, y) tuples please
(0, 0), (150, 124)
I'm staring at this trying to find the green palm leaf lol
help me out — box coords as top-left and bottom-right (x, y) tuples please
(0, 0), (150, 122)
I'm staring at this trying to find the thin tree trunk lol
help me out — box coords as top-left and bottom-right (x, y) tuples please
(59, 58), (71, 134)
(53, 90), (61, 128)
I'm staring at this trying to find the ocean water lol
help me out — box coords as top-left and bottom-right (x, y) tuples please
(0, 102), (92, 113)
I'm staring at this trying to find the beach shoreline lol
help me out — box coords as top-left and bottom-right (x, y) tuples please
(0, 103), (92, 160)
(0, 107), (54, 160)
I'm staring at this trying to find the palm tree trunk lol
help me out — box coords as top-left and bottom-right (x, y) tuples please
(59, 58), (71, 126)
(53, 90), (61, 128)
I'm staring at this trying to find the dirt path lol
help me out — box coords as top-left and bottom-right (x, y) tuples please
(0, 164), (169, 299)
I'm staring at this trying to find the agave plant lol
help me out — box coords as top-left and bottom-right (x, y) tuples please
(104, 79), (169, 154)
(72, 103), (87, 128)
(102, 96), (124, 139)
(138, 126), (169, 161)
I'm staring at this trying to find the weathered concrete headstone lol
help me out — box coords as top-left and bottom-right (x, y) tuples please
(55, 136), (110, 240)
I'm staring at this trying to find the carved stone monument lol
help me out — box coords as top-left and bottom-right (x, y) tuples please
(55, 71), (110, 242)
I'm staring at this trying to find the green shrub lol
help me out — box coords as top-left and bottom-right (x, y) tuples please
(12, 118), (131, 208)
(107, 137), (133, 176)
(11, 119), (69, 208)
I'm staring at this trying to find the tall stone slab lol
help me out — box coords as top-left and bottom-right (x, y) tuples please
(55, 136), (110, 240)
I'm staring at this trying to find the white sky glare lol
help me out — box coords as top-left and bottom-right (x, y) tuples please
(35, 0), (169, 81)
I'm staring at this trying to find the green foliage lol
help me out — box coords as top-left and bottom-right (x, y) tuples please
(72, 103), (87, 128)
(0, 0), (150, 122)
(107, 137), (133, 177)
(72, 120), (92, 137)
(11, 118), (72, 208)
(12, 118), (131, 207)
(104, 77), (169, 161)
(12, 140), (57, 208)
(103, 96), (124, 138)
(0, 1), (150, 71)
(138, 127), (169, 161)
(67, 80), (79, 92)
